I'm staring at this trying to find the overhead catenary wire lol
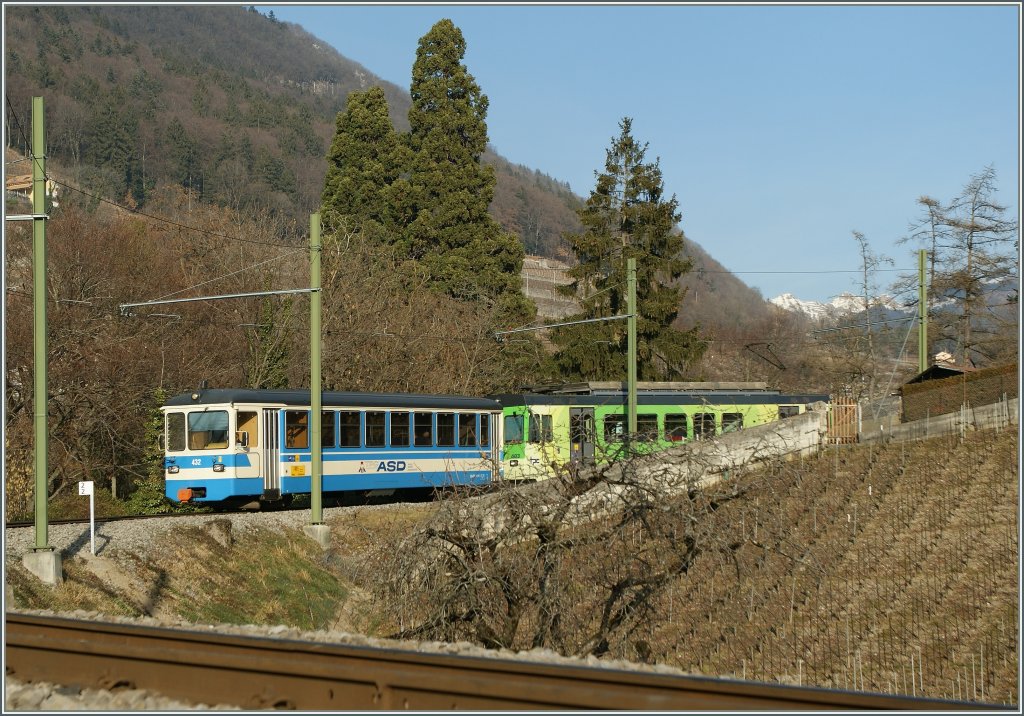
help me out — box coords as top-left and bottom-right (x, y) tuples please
(45, 176), (296, 249)
(151, 247), (307, 302)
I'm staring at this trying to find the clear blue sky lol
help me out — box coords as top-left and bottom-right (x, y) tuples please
(267, 3), (1020, 304)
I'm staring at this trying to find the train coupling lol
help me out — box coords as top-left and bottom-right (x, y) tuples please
(176, 487), (207, 502)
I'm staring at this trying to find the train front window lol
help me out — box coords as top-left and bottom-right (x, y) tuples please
(166, 412), (186, 452)
(458, 414), (476, 447)
(189, 410), (229, 450)
(504, 414), (524, 444)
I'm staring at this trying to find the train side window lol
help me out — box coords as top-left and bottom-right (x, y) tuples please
(779, 405), (800, 419)
(504, 414), (524, 444)
(665, 414), (688, 442)
(458, 414), (476, 447)
(321, 411), (336, 448)
(188, 410), (229, 450)
(480, 413), (490, 447)
(339, 411), (360, 448)
(366, 411), (386, 448)
(604, 414), (625, 442)
(637, 414), (658, 441)
(722, 413), (743, 433)
(437, 412), (456, 447)
(694, 413), (716, 439)
(236, 411), (259, 449)
(391, 411), (411, 447)
(528, 413), (553, 443)
(166, 412), (186, 452)
(414, 412), (433, 447)
(285, 410), (309, 449)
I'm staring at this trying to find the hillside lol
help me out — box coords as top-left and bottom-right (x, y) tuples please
(3, 5), (582, 255)
(6, 426), (1017, 705)
(4, 4), (800, 368)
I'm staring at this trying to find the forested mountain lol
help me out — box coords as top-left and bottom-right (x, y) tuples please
(4, 4), (805, 382)
(4, 5), (583, 254)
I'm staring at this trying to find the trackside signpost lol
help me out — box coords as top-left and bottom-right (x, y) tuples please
(78, 480), (95, 555)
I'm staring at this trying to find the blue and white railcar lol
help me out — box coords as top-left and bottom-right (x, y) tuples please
(162, 388), (503, 507)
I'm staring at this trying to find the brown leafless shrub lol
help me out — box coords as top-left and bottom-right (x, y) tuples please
(365, 446), (754, 659)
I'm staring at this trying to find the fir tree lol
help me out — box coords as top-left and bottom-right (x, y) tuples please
(320, 86), (408, 241)
(405, 19), (532, 321)
(552, 118), (705, 380)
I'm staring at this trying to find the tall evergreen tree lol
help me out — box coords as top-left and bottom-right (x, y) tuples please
(405, 19), (532, 321)
(552, 118), (705, 381)
(320, 86), (408, 240)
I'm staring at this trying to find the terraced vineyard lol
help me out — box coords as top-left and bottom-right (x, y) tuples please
(646, 427), (1018, 704)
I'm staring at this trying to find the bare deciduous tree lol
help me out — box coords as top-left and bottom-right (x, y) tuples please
(365, 445), (755, 660)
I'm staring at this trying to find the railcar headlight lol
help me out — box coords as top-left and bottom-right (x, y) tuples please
(167, 465), (180, 474)
(509, 459), (519, 467)
(212, 463), (226, 473)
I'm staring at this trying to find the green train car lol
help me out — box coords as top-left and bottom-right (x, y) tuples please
(490, 382), (830, 481)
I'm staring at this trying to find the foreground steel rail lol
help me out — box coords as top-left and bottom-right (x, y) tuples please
(5, 613), (1000, 710)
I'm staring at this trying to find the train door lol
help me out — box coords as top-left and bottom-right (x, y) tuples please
(488, 412), (500, 471)
(235, 410), (261, 480)
(569, 407), (595, 464)
(261, 409), (281, 500)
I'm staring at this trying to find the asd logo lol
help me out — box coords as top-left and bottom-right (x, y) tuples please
(376, 460), (407, 472)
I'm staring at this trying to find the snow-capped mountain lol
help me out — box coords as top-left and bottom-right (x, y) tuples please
(769, 292), (907, 322)
(771, 277), (1016, 323)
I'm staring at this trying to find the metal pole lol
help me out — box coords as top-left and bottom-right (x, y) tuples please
(310, 213), (323, 525)
(627, 257), (637, 437)
(31, 96), (51, 552)
(918, 249), (928, 373)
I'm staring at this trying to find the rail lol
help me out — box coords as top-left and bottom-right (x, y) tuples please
(5, 613), (1002, 710)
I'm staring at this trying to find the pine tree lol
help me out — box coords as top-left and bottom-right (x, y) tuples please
(320, 86), (408, 241)
(552, 118), (705, 380)
(405, 19), (532, 321)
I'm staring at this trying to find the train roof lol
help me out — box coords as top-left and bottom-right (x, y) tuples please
(489, 391), (831, 407)
(164, 388), (501, 411)
(523, 380), (772, 394)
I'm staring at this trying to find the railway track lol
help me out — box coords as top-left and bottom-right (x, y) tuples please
(4, 487), (449, 530)
(5, 613), (999, 710)
(4, 513), (180, 530)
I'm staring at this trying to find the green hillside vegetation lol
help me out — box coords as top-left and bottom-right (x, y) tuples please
(7, 427), (1017, 705)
